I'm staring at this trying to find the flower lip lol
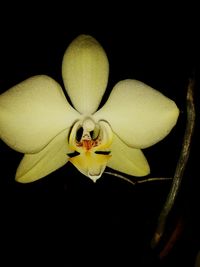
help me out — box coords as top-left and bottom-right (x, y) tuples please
(87, 171), (102, 182)
(67, 118), (113, 182)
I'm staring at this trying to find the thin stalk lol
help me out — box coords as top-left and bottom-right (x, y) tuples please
(151, 78), (196, 248)
(105, 171), (172, 186)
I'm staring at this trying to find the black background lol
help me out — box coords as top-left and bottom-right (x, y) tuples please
(0, 4), (199, 267)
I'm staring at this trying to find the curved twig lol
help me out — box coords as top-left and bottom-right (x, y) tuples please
(105, 171), (172, 186)
(151, 78), (196, 248)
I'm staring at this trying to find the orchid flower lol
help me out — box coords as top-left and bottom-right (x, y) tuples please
(0, 35), (179, 183)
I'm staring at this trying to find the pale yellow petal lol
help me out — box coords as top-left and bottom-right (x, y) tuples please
(95, 79), (179, 148)
(16, 129), (71, 183)
(69, 152), (111, 183)
(107, 134), (150, 176)
(0, 75), (79, 153)
(62, 35), (109, 114)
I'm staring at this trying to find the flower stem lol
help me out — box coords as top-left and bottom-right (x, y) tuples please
(105, 171), (172, 186)
(151, 78), (196, 248)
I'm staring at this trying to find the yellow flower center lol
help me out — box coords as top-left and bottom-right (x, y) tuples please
(68, 117), (113, 182)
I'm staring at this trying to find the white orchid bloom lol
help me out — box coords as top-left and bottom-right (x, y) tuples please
(0, 35), (179, 183)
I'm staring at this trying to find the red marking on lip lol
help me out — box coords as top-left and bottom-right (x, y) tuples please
(83, 140), (93, 150)
(76, 139), (99, 151)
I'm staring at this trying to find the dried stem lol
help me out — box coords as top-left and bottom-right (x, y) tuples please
(151, 78), (196, 248)
(105, 171), (172, 186)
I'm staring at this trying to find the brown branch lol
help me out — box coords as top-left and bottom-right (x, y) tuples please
(151, 78), (196, 248)
(105, 171), (172, 186)
(159, 217), (184, 259)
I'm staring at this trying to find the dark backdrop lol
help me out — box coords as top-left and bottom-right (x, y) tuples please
(0, 4), (199, 267)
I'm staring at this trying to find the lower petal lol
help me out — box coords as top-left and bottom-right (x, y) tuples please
(107, 134), (150, 177)
(69, 152), (111, 182)
(16, 129), (71, 183)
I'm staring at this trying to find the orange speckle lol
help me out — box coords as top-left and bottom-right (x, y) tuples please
(83, 140), (93, 150)
(76, 139), (99, 151)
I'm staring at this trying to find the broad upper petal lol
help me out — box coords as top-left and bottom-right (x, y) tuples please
(62, 35), (109, 114)
(15, 128), (71, 183)
(107, 134), (150, 176)
(0, 75), (79, 153)
(94, 79), (179, 148)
